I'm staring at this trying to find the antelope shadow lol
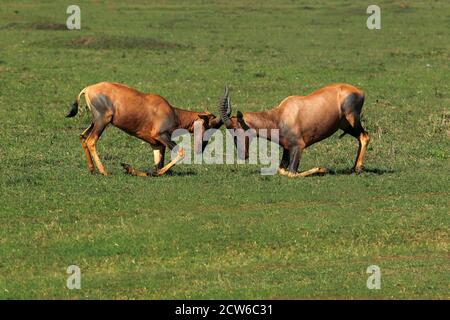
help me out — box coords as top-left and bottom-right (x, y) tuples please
(326, 167), (395, 175)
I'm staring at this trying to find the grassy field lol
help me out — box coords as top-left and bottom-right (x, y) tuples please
(0, 0), (449, 299)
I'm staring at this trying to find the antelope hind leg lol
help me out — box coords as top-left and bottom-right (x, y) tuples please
(80, 123), (95, 173)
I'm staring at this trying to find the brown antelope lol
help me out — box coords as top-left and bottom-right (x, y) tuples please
(66, 82), (226, 176)
(219, 83), (370, 177)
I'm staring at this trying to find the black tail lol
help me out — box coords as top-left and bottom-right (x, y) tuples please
(66, 101), (78, 118)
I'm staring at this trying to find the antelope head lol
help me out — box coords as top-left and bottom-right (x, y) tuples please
(218, 87), (251, 159)
(193, 87), (230, 154)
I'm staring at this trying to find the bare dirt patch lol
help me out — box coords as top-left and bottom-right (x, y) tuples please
(0, 22), (68, 30)
(70, 35), (189, 50)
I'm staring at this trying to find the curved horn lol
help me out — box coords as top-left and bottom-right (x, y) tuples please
(218, 85), (232, 128)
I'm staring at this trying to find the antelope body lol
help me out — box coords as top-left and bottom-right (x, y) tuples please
(220, 83), (370, 177)
(67, 82), (223, 176)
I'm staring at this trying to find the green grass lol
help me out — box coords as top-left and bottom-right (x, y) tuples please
(0, 0), (449, 299)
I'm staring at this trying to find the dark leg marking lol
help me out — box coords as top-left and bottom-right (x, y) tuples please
(280, 148), (290, 169)
(287, 145), (301, 173)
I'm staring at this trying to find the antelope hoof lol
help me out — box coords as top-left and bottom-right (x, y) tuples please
(354, 166), (363, 175)
(147, 170), (157, 177)
(121, 163), (133, 175)
(155, 170), (166, 176)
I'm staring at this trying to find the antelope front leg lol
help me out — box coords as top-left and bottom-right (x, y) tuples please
(122, 144), (167, 177)
(278, 145), (300, 177)
(291, 167), (329, 177)
(278, 145), (328, 177)
(154, 134), (185, 176)
(153, 146), (166, 172)
(278, 167), (328, 177)
(156, 147), (184, 175)
(121, 163), (152, 177)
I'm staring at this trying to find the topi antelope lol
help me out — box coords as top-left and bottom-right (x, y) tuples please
(219, 83), (370, 177)
(66, 82), (226, 176)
